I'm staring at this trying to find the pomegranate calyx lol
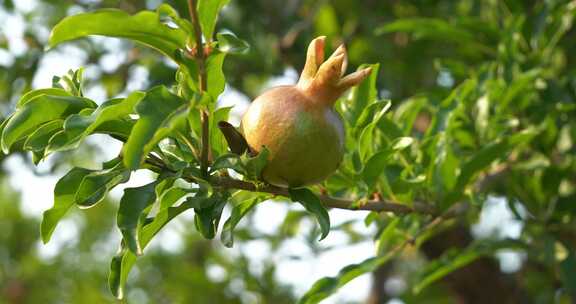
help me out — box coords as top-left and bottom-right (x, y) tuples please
(297, 36), (372, 106)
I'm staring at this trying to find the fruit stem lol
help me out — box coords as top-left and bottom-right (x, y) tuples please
(187, 0), (210, 177)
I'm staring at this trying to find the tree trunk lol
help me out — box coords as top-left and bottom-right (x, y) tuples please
(420, 225), (527, 304)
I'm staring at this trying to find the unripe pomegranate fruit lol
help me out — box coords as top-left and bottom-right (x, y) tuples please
(241, 36), (372, 187)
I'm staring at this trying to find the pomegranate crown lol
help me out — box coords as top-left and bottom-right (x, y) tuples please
(297, 36), (372, 105)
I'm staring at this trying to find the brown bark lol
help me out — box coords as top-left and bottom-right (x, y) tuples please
(366, 263), (393, 304)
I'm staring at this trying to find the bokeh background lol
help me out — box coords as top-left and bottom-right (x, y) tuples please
(1, 0), (575, 303)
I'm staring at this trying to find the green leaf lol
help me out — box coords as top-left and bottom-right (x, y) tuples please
(75, 162), (130, 208)
(17, 88), (72, 108)
(413, 239), (526, 293)
(221, 197), (262, 247)
(431, 134), (459, 193)
(123, 86), (186, 170)
(211, 153), (245, 174)
(443, 139), (509, 206)
(52, 69), (86, 96)
(159, 138), (195, 166)
(197, 0), (230, 40)
(299, 251), (398, 304)
(358, 124), (377, 161)
(23, 120), (64, 152)
(210, 106), (233, 155)
(49, 9), (188, 61)
(194, 192), (229, 239)
(108, 248), (128, 299)
(289, 188), (330, 240)
(376, 18), (476, 44)
(109, 200), (194, 299)
(217, 31), (250, 54)
(117, 181), (158, 255)
(362, 151), (391, 189)
(47, 92), (145, 153)
(242, 147), (269, 181)
(377, 117), (404, 140)
(391, 137), (414, 150)
(82, 92), (144, 132)
(159, 187), (191, 209)
(393, 97), (427, 135)
(457, 141), (508, 188)
(357, 100), (391, 160)
(156, 4), (193, 34)
(376, 218), (400, 255)
(41, 167), (95, 244)
(440, 126), (539, 208)
(93, 119), (134, 141)
(206, 52), (227, 100)
(46, 111), (95, 153)
(1, 95), (96, 152)
(414, 250), (480, 294)
(354, 99), (392, 137)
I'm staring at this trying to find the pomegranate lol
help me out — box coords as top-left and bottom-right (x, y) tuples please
(241, 36), (372, 187)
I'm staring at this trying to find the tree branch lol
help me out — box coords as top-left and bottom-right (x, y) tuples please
(146, 156), (449, 216)
(209, 176), (441, 215)
(187, 0), (210, 178)
(187, 0), (207, 88)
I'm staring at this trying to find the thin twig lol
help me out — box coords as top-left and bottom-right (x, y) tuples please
(386, 208), (451, 253)
(200, 111), (209, 178)
(187, 0), (210, 178)
(144, 158), (440, 216)
(187, 0), (207, 85)
(209, 176), (441, 215)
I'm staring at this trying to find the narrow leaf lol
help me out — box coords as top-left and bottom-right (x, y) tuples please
(354, 99), (392, 137)
(217, 31), (250, 54)
(413, 239), (526, 293)
(376, 18), (476, 43)
(109, 195), (195, 299)
(221, 197), (262, 247)
(299, 250), (398, 304)
(210, 106), (232, 155)
(206, 53), (227, 100)
(289, 188), (330, 240)
(197, 0), (230, 40)
(376, 218), (400, 255)
(357, 100), (390, 161)
(362, 150), (391, 188)
(391, 137), (414, 151)
(194, 193), (229, 239)
(211, 153), (245, 174)
(117, 181), (158, 255)
(242, 147), (269, 181)
(41, 167), (95, 243)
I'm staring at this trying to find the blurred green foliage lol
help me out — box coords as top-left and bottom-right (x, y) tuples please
(0, 0), (575, 303)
